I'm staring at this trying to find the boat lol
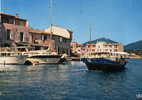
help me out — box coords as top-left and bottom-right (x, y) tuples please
(0, 47), (27, 65)
(82, 52), (128, 71)
(17, 46), (67, 65)
(24, 49), (62, 65)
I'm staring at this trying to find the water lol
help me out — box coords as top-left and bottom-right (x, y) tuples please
(0, 59), (142, 100)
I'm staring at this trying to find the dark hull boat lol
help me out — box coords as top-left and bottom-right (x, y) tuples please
(83, 58), (127, 72)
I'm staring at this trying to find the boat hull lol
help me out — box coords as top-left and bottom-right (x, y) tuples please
(0, 56), (27, 65)
(83, 58), (127, 72)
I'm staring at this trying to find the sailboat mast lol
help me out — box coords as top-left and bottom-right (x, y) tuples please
(49, 0), (53, 39)
(89, 25), (92, 41)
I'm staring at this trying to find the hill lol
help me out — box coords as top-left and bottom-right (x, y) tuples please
(84, 38), (118, 45)
(125, 40), (142, 51)
(125, 40), (142, 56)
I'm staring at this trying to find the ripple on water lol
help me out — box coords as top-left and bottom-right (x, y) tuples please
(0, 59), (142, 100)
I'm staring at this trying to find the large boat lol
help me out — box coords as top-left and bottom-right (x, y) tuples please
(24, 49), (63, 65)
(0, 47), (27, 65)
(16, 46), (67, 65)
(82, 52), (128, 71)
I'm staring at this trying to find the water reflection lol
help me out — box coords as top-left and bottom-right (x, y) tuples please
(0, 65), (22, 72)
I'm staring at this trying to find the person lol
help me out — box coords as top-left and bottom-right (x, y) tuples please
(61, 52), (67, 58)
(59, 51), (68, 63)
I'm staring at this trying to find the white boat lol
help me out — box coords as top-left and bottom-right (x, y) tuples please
(0, 46), (66, 65)
(17, 47), (66, 65)
(24, 49), (62, 65)
(0, 47), (27, 65)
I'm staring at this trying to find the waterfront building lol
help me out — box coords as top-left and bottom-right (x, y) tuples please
(71, 42), (96, 57)
(71, 42), (83, 56)
(95, 41), (124, 53)
(83, 41), (124, 57)
(84, 43), (96, 56)
(71, 38), (124, 57)
(0, 12), (72, 55)
(0, 12), (30, 46)
(45, 26), (72, 55)
(29, 26), (72, 55)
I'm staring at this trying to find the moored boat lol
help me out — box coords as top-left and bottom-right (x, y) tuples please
(24, 50), (62, 65)
(82, 52), (128, 72)
(0, 47), (27, 65)
(22, 48), (67, 65)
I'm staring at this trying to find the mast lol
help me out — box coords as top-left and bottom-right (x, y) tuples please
(49, 0), (53, 39)
(89, 25), (92, 41)
(89, 25), (92, 56)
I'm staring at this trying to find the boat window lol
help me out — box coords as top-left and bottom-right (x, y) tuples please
(18, 48), (26, 52)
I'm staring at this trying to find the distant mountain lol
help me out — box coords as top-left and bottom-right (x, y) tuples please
(84, 37), (118, 45)
(125, 40), (142, 51)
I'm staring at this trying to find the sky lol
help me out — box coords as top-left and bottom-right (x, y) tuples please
(1, 0), (142, 44)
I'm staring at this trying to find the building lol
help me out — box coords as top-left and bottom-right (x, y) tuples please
(83, 43), (96, 56)
(95, 41), (124, 53)
(71, 38), (124, 57)
(0, 12), (30, 46)
(29, 26), (72, 55)
(0, 12), (73, 55)
(71, 42), (83, 56)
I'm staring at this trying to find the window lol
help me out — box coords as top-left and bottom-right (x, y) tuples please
(114, 45), (117, 48)
(92, 49), (95, 51)
(44, 35), (47, 40)
(4, 18), (9, 23)
(20, 32), (24, 42)
(15, 20), (25, 26)
(59, 37), (63, 42)
(114, 49), (117, 52)
(7, 29), (11, 40)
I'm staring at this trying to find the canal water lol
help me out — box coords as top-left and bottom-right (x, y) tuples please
(0, 59), (142, 100)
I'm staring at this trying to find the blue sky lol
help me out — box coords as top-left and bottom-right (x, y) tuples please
(1, 0), (142, 44)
